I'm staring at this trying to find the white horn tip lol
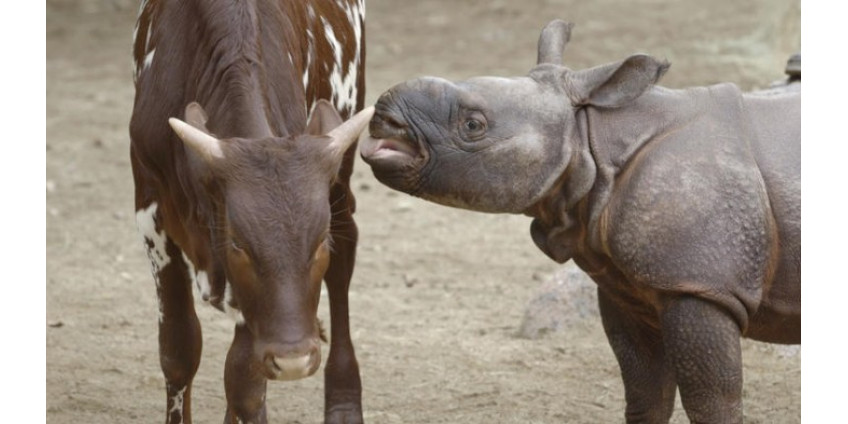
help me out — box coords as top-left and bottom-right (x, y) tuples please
(168, 117), (224, 160)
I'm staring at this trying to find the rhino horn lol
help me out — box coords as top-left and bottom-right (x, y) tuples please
(537, 19), (575, 65)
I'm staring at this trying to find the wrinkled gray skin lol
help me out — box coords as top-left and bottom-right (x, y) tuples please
(360, 20), (800, 424)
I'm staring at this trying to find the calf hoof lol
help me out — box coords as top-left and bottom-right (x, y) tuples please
(325, 404), (363, 424)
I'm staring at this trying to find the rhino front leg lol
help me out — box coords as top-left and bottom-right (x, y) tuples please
(598, 289), (677, 424)
(661, 296), (743, 424)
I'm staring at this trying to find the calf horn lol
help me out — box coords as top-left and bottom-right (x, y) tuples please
(326, 106), (375, 159)
(537, 19), (574, 65)
(169, 117), (224, 161)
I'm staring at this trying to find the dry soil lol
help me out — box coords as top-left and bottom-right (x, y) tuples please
(46, 0), (800, 422)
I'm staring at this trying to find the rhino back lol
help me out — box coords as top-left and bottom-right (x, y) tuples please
(599, 89), (780, 332)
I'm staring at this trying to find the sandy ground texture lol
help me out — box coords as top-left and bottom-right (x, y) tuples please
(46, 0), (800, 422)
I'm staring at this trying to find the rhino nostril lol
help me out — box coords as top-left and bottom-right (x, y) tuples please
(370, 108), (410, 137)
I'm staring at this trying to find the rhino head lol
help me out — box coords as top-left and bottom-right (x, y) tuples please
(360, 20), (668, 214)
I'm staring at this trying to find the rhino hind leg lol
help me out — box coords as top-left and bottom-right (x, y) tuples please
(662, 296), (743, 424)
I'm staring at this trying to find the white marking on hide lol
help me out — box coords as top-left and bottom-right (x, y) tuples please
(195, 271), (212, 304)
(177, 245), (242, 324)
(136, 202), (171, 323)
(321, 3), (362, 116)
(181, 252), (212, 306)
(144, 20), (153, 53)
(302, 29), (313, 95)
(132, 0), (148, 47)
(136, 203), (170, 276)
(142, 48), (156, 73)
(132, 0), (153, 83)
(168, 385), (186, 423)
(181, 251), (196, 276)
(224, 283), (246, 325)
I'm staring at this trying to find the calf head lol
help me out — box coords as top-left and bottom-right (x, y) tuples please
(360, 20), (668, 213)
(169, 100), (373, 380)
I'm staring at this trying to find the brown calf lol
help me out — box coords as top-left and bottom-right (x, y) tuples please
(129, 1), (370, 423)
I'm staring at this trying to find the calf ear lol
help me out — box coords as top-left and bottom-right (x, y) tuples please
(308, 104), (374, 180)
(326, 106), (375, 161)
(565, 54), (669, 108)
(306, 99), (344, 136)
(185, 101), (211, 133)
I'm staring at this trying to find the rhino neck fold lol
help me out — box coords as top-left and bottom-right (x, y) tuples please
(524, 109), (597, 263)
(526, 86), (714, 264)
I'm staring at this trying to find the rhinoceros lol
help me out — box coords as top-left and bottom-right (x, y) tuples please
(360, 20), (800, 424)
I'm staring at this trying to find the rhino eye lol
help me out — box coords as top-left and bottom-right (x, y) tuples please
(462, 117), (487, 140)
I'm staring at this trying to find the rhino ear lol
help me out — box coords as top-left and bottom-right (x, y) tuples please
(564, 54), (669, 108)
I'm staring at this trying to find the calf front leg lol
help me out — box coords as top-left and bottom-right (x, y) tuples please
(138, 204), (202, 424)
(661, 296), (743, 424)
(156, 250), (202, 424)
(598, 289), (676, 424)
(224, 324), (268, 424)
(323, 186), (363, 424)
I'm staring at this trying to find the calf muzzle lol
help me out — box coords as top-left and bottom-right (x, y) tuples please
(259, 338), (322, 381)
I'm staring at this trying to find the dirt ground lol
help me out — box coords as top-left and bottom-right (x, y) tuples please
(46, 0), (800, 422)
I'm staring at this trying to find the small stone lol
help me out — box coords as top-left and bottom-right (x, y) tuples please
(402, 274), (418, 288)
(393, 200), (413, 212)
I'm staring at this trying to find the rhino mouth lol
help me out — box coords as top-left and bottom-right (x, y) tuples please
(361, 136), (419, 160)
(360, 110), (423, 163)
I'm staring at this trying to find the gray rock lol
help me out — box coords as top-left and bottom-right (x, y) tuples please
(517, 264), (598, 339)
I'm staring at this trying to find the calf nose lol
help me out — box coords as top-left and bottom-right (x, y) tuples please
(261, 339), (322, 381)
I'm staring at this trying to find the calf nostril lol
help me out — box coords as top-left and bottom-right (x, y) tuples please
(261, 342), (321, 381)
